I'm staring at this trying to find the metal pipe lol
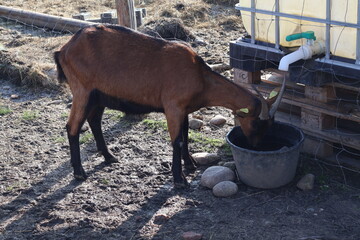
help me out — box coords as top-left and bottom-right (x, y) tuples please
(326, 0), (331, 59)
(356, 0), (360, 64)
(275, 0), (280, 49)
(251, 0), (255, 44)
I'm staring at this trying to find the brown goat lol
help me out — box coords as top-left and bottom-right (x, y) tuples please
(54, 25), (284, 187)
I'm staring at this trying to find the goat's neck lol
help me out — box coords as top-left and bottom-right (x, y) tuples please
(203, 71), (257, 112)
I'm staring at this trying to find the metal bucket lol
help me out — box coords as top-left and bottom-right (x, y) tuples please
(226, 122), (304, 189)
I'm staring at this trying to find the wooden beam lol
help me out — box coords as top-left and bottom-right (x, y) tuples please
(116, 0), (136, 30)
(0, 5), (93, 33)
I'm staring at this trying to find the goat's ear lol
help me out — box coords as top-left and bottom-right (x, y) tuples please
(235, 108), (250, 117)
(267, 87), (281, 105)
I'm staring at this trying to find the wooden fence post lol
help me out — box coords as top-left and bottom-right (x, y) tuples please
(115, 0), (137, 30)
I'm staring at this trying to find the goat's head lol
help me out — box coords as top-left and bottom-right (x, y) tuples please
(235, 81), (286, 147)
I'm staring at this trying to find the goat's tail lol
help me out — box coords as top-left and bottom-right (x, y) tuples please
(54, 51), (67, 83)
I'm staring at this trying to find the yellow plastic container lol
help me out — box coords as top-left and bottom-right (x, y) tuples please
(239, 0), (357, 59)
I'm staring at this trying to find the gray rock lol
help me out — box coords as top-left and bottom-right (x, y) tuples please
(212, 181), (238, 197)
(200, 166), (235, 189)
(192, 152), (220, 165)
(223, 161), (236, 171)
(217, 161), (225, 166)
(297, 173), (315, 191)
(209, 115), (226, 126)
(189, 118), (203, 130)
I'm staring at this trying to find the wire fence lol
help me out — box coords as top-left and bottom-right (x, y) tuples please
(233, 0), (360, 185)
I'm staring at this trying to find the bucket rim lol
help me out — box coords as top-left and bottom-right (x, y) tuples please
(226, 121), (305, 155)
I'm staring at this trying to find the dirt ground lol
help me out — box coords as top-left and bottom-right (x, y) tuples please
(1, 1), (360, 240)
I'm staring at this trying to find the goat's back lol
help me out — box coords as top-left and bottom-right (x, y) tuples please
(57, 25), (205, 109)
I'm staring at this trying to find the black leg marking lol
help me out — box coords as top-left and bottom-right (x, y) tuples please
(172, 127), (189, 189)
(67, 124), (87, 180)
(181, 115), (197, 170)
(87, 106), (118, 164)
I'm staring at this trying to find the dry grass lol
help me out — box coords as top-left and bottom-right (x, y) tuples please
(0, 0), (241, 88)
(0, 51), (58, 88)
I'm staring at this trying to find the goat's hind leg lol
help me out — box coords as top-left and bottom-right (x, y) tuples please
(87, 106), (118, 163)
(165, 109), (189, 188)
(181, 116), (197, 170)
(67, 97), (89, 180)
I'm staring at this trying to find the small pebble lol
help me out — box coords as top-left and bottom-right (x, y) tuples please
(297, 173), (315, 191)
(200, 166), (235, 189)
(10, 94), (19, 99)
(192, 152), (220, 165)
(212, 181), (238, 197)
(189, 118), (203, 130)
(209, 114), (226, 126)
(182, 231), (203, 240)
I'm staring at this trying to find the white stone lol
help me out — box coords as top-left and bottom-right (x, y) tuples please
(10, 94), (19, 99)
(297, 173), (315, 191)
(212, 181), (238, 197)
(200, 166), (235, 189)
(189, 118), (203, 130)
(192, 152), (220, 165)
(209, 115), (226, 126)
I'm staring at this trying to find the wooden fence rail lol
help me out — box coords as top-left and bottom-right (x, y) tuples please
(0, 5), (94, 33)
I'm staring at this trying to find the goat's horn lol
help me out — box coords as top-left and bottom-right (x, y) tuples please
(252, 85), (269, 120)
(269, 76), (286, 118)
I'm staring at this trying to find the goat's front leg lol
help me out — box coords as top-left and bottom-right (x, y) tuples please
(181, 115), (197, 170)
(165, 108), (188, 188)
(87, 106), (118, 163)
(67, 96), (89, 180)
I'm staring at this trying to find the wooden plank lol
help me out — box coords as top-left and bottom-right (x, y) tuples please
(243, 82), (360, 123)
(275, 111), (360, 151)
(301, 109), (335, 130)
(261, 72), (304, 92)
(116, 0), (136, 29)
(305, 85), (336, 103)
(234, 69), (261, 85)
(326, 82), (360, 93)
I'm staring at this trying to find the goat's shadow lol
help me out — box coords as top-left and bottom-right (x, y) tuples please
(0, 101), (153, 236)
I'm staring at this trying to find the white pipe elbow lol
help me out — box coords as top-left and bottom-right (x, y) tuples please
(278, 40), (325, 72)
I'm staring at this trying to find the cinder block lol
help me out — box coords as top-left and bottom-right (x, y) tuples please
(72, 12), (92, 21)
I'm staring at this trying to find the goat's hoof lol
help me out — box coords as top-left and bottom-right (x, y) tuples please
(174, 179), (190, 189)
(74, 167), (87, 180)
(105, 157), (119, 164)
(74, 173), (87, 181)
